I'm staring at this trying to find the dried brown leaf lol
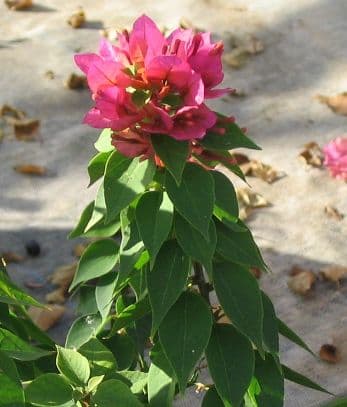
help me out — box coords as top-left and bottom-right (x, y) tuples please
(45, 289), (66, 304)
(1, 251), (25, 263)
(317, 93), (347, 116)
(298, 142), (324, 167)
(288, 269), (316, 295)
(65, 73), (87, 90)
(236, 188), (270, 220)
(67, 7), (86, 28)
(0, 104), (26, 120)
(44, 70), (55, 80)
(241, 160), (284, 183)
(14, 164), (47, 176)
(319, 344), (339, 364)
(13, 118), (40, 141)
(28, 304), (65, 331)
(73, 243), (87, 258)
(324, 205), (344, 221)
(5, 0), (32, 10)
(320, 266), (347, 284)
(224, 36), (264, 69)
(24, 280), (45, 289)
(50, 262), (77, 291)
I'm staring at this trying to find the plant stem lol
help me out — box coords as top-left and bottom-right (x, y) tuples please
(193, 263), (211, 305)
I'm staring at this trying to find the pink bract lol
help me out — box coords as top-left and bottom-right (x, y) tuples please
(323, 137), (347, 180)
(75, 15), (231, 158)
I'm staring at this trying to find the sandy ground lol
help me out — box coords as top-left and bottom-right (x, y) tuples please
(1, 1), (347, 406)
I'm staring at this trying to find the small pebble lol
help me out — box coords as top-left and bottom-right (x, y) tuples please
(25, 240), (41, 257)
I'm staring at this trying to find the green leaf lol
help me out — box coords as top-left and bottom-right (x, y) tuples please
(88, 151), (112, 186)
(65, 313), (102, 349)
(277, 318), (315, 356)
(78, 285), (98, 316)
(206, 324), (254, 407)
(85, 183), (107, 231)
(56, 346), (90, 386)
(0, 328), (51, 361)
(95, 128), (113, 152)
(282, 365), (331, 394)
(0, 269), (42, 308)
(148, 342), (175, 407)
(87, 375), (105, 394)
(70, 239), (119, 290)
(79, 338), (117, 376)
(96, 273), (116, 320)
(211, 170), (238, 221)
(69, 201), (94, 239)
(261, 292), (279, 354)
(159, 291), (212, 392)
(165, 163), (215, 238)
(104, 333), (135, 371)
(151, 135), (189, 185)
(91, 379), (143, 407)
(147, 240), (190, 334)
(111, 296), (151, 333)
(118, 219), (144, 286)
(201, 117), (261, 151)
(0, 374), (24, 407)
(213, 262), (263, 351)
(244, 378), (261, 407)
(215, 220), (267, 270)
(202, 387), (224, 407)
(116, 371), (148, 394)
(129, 267), (147, 301)
(136, 191), (173, 265)
(322, 398), (347, 407)
(104, 152), (155, 222)
(254, 354), (284, 407)
(25, 373), (73, 406)
(0, 350), (20, 385)
(175, 213), (216, 274)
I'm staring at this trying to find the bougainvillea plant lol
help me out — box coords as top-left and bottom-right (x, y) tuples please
(0, 15), (332, 407)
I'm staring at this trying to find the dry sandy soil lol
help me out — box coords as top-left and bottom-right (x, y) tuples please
(0, 1), (347, 406)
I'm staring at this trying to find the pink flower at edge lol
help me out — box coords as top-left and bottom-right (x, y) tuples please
(170, 104), (217, 140)
(323, 137), (347, 180)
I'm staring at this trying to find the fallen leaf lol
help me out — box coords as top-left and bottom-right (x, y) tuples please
(0, 104), (26, 121)
(100, 27), (118, 41)
(320, 266), (347, 284)
(298, 142), (324, 167)
(45, 289), (66, 304)
(24, 280), (45, 289)
(237, 188), (270, 220)
(64, 73), (87, 90)
(319, 344), (339, 364)
(50, 262), (77, 289)
(224, 35), (264, 69)
(44, 70), (55, 80)
(28, 304), (65, 331)
(4, 0), (32, 10)
(241, 160), (284, 183)
(228, 88), (246, 97)
(14, 164), (47, 176)
(288, 268), (316, 295)
(73, 243), (88, 258)
(67, 7), (86, 28)
(46, 263), (77, 304)
(317, 93), (347, 116)
(324, 205), (344, 221)
(13, 118), (40, 141)
(1, 251), (25, 263)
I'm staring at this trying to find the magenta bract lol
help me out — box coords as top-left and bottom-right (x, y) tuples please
(324, 137), (347, 180)
(75, 15), (231, 156)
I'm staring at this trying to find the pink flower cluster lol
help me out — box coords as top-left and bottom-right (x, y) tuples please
(75, 15), (230, 158)
(323, 137), (347, 180)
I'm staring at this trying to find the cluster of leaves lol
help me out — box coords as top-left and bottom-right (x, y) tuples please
(0, 119), (330, 406)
